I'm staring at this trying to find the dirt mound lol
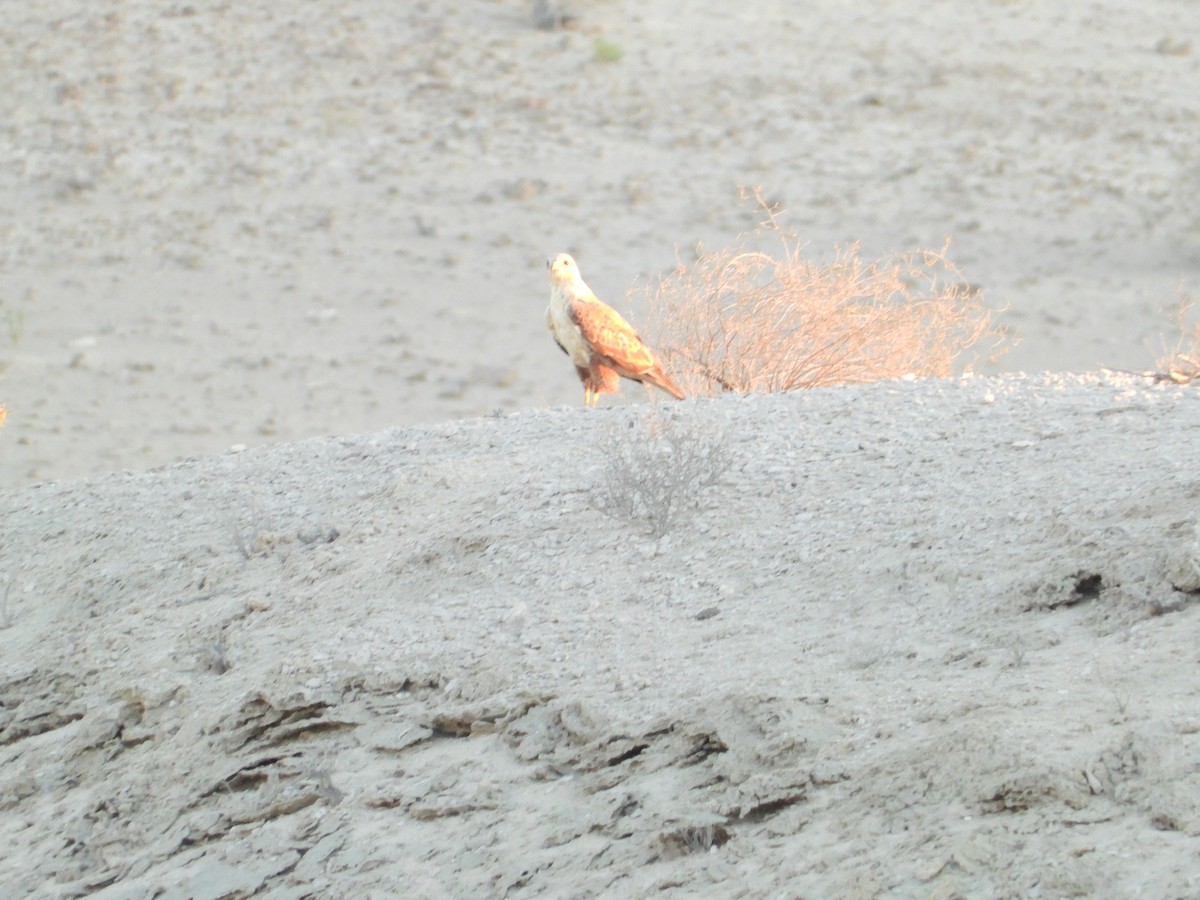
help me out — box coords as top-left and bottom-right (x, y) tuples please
(2, 374), (1198, 896)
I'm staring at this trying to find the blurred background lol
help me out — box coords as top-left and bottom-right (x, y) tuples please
(1, 0), (1196, 487)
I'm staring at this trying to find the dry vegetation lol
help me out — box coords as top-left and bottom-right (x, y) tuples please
(641, 206), (1006, 397)
(591, 409), (732, 539)
(1154, 294), (1200, 384)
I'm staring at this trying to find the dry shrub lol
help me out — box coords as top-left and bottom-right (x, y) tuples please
(642, 210), (1006, 396)
(592, 409), (731, 539)
(1154, 294), (1200, 384)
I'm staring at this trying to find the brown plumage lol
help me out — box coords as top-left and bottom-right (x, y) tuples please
(546, 253), (684, 406)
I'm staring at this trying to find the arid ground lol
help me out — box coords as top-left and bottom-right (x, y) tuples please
(2, 1), (1199, 897)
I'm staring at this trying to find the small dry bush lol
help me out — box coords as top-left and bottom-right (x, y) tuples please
(592, 410), (732, 539)
(1154, 294), (1200, 384)
(641, 208), (1006, 396)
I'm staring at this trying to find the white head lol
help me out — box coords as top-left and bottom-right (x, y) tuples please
(547, 252), (584, 287)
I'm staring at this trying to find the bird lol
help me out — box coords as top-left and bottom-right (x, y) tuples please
(546, 253), (685, 406)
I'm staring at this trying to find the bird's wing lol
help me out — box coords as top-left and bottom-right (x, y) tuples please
(568, 298), (657, 375)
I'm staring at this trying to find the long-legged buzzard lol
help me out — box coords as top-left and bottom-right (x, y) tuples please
(546, 253), (684, 406)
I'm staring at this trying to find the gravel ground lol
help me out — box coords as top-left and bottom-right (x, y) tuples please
(2, 372), (1199, 896)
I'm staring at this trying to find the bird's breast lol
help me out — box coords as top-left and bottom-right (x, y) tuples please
(549, 292), (593, 366)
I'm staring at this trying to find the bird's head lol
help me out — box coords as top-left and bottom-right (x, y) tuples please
(547, 252), (582, 286)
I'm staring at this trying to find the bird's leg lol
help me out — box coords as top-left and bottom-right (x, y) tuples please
(584, 387), (593, 406)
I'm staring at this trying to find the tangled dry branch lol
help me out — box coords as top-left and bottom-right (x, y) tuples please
(640, 205), (1007, 397)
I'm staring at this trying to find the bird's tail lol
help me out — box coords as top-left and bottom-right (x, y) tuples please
(645, 365), (685, 400)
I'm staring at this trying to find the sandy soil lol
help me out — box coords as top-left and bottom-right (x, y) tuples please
(2, 2), (1200, 896)
(3, 372), (1199, 896)
(0, 0), (1197, 488)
